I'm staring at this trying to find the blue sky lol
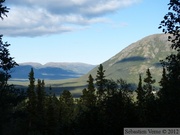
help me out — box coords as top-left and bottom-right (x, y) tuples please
(1, 0), (169, 65)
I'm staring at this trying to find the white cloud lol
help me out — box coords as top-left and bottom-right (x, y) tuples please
(0, 0), (141, 37)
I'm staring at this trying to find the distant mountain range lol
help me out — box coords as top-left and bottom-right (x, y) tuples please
(10, 62), (96, 80)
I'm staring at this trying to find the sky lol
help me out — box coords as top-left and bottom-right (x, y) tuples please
(1, 0), (170, 65)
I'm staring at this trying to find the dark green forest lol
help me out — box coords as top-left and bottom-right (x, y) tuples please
(1, 0), (180, 135)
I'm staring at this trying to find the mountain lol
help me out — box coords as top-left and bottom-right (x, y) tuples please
(10, 62), (96, 80)
(43, 62), (96, 74)
(78, 33), (174, 86)
(10, 33), (174, 95)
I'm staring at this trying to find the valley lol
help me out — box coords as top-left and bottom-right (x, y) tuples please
(10, 33), (174, 96)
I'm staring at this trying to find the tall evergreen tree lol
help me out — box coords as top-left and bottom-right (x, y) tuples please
(104, 79), (136, 134)
(46, 94), (59, 135)
(136, 74), (145, 107)
(135, 69), (157, 126)
(0, 4), (26, 134)
(143, 69), (157, 126)
(59, 90), (74, 135)
(158, 67), (168, 100)
(26, 68), (37, 133)
(136, 74), (147, 126)
(143, 69), (156, 99)
(159, 0), (180, 126)
(81, 74), (96, 107)
(95, 64), (106, 102)
(36, 79), (46, 135)
(0, 35), (18, 83)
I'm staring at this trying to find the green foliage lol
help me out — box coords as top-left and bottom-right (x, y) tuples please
(158, 67), (168, 100)
(46, 94), (59, 135)
(2, 61), (180, 134)
(159, 0), (180, 51)
(158, 0), (180, 126)
(0, 29), (24, 135)
(2, 0), (180, 132)
(136, 74), (145, 107)
(80, 74), (96, 107)
(0, 35), (18, 82)
(0, 0), (9, 19)
(36, 79), (46, 135)
(143, 68), (156, 101)
(95, 64), (107, 102)
(26, 68), (37, 134)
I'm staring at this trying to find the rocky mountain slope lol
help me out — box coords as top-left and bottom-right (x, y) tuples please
(79, 33), (174, 85)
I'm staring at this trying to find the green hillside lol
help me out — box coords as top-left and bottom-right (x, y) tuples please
(10, 33), (174, 95)
(49, 33), (174, 95)
(77, 33), (174, 87)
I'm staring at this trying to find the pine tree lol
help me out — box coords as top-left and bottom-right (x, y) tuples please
(46, 94), (59, 135)
(143, 68), (155, 100)
(136, 74), (145, 107)
(143, 68), (157, 126)
(36, 79), (46, 135)
(159, 0), (180, 126)
(81, 74), (96, 107)
(59, 90), (74, 135)
(0, 35), (18, 83)
(95, 64), (106, 102)
(158, 67), (168, 100)
(26, 68), (37, 133)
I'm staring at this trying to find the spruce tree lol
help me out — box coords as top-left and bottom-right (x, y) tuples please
(158, 67), (168, 100)
(0, 4), (25, 134)
(59, 90), (74, 135)
(36, 79), (46, 135)
(46, 94), (59, 135)
(26, 68), (37, 133)
(95, 64), (106, 102)
(0, 35), (18, 83)
(136, 74), (145, 107)
(159, 0), (180, 126)
(143, 68), (155, 99)
(81, 74), (96, 107)
(143, 68), (157, 126)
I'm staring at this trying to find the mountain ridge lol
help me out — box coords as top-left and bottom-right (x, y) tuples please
(77, 33), (174, 86)
(18, 62), (96, 74)
(11, 62), (96, 80)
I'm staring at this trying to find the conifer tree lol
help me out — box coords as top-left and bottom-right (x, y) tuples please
(36, 79), (46, 135)
(95, 64), (106, 102)
(136, 74), (145, 107)
(104, 79), (136, 134)
(59, 90), (74, 134)
(0, 3), (25, 134)
(26, 68), (37, 133)
(158, 67), (168, 100)
(159, 0), (180, 125)
(143, 68), (155, 100)
(81, 74), (96, 107)
(0, 0), (9, 19)
(143, 68), (157, 126)
(46, 94), (59, 135)
(0, 35), (18, 83)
